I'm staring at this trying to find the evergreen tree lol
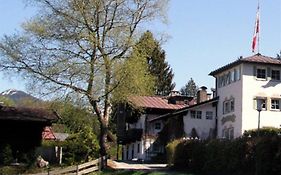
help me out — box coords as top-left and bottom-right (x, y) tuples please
(277, 50), (281, 59)
(180, 78), (199, 97)
(134, 31), (175, 96)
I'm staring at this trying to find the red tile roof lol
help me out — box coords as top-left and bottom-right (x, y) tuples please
(42, 127), (56, 140)
(209, 54), (281, 76)
(129, 96), (187, 110)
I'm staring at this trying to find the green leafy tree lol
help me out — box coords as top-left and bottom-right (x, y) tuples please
(0, 0), (168, 157)
(133, 31), (175, 96)
(180, 78), (199, 97)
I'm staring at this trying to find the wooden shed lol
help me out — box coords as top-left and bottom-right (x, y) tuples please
(0, 105), (58, 156)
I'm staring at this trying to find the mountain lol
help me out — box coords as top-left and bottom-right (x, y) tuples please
(0, 89), (39, 103)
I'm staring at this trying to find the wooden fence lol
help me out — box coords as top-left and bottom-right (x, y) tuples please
(30, 156), (106, 175)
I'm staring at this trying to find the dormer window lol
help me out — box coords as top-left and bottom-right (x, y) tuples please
(256, 68), (266, 79)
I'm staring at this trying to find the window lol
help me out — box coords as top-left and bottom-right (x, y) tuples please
(222, 127), (234, 139)
(255, 98), (267, 111)
(190, 110), (196, 118)
(223, 98), (235, 114)
(218, 68), (241, 88)
(257, 68), (266, 79)
(206, 111), (213, 120)
(137, 143), (140, 153)
(271, 70), (280, 80)
(230, 100), (235, 112)
(226, 73), (231, 85)
(229, 128), (234, 139)
(223, 101), (230, 114)
(155, 122), (161, 130)
(235, 68), (241, 81)
(271, 99), (280, 110)
(191, 110), (202, 119)
(230, 70), (235, 82)
(196, 111), (202, 119)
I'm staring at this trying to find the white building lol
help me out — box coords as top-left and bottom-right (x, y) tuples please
(117, 95), (189, 161)
(155, 54), (281, 140)
(117, 54), (281, 161)
(210, 53), (281, 139)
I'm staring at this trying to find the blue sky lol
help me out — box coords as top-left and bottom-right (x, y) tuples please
(0, 0), (280, 93)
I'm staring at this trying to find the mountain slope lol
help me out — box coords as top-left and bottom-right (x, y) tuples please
(0, 89), (39, 103)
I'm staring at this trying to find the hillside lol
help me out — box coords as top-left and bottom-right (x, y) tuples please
(0, 89), (39, 103)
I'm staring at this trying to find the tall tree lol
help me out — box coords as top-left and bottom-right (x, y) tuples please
(180, 78), (199, 97)
(0, 0), (168, 157)
(134, 31), (175, 96)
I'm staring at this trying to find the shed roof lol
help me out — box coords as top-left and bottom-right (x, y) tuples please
(0, 105), (58, 122)
(209, 54), (281, 76)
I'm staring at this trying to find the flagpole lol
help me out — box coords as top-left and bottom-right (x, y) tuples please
(257, 0), (260, 54)
(251, 0), (260, 54)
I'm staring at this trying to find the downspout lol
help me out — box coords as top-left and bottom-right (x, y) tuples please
(215, 77), (218, 138)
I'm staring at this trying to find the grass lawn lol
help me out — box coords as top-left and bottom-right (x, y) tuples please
(93, 169), (194, 175)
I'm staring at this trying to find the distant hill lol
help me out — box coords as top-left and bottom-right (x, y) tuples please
(0, 89), (39, 103)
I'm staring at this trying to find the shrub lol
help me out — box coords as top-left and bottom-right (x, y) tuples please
(62, 126), (99, 165)
(255, 136), (281, 174)
(166, 139), (182, 166)
(172, 139), (206, 173)
(167, 133), (281, 174)
(243, 127), (281, 138)
(0, 144), (13, 165)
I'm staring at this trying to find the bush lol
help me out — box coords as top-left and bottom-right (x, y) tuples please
(0, 144), (13, 165)
(167, 134), (281, 174)
(166, 139), (182, 166)
(243, 127), (281, 138)
(62, 126), (99, 165)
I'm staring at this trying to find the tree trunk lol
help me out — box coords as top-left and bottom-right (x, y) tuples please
(99, 119), (108, 156)
(89, 99), (108, 169)
(99, 118), (108, 169)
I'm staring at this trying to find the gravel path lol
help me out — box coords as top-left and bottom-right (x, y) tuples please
(107, 160), (168, 170)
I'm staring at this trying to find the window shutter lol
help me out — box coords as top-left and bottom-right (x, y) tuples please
(253, 98), (257, 110)
(267, 67), (271, 78)
(253, 66), (257, 76)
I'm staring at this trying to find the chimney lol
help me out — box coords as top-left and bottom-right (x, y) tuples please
(169, 90), (180, 97)
(211, 88), (216, 98)
(197, 86), (208, 104)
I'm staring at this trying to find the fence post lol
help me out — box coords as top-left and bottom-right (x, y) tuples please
(98, 157), (102, 171)
(47, 166), (50, 175)
(76, 164), (79, 175)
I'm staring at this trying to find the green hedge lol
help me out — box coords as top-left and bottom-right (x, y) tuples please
(166, 128), (281, 175)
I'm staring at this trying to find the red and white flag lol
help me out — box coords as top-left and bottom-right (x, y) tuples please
(252, 5), (260, 53)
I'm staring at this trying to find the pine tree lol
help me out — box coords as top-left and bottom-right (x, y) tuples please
(134, 31), (175, 96)
(277, 50), (281, 59)
(180, 78), (199, 97)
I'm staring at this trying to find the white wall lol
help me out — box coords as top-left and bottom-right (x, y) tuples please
(125, 114), (162, 161)
(216, 65), (243, 138)
(242, 63), (281, 132)
(216, 63), (281, 138)
(183, 103), (216, 139)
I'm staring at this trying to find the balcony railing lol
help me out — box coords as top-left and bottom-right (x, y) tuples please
(117, 128), (143, 145)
